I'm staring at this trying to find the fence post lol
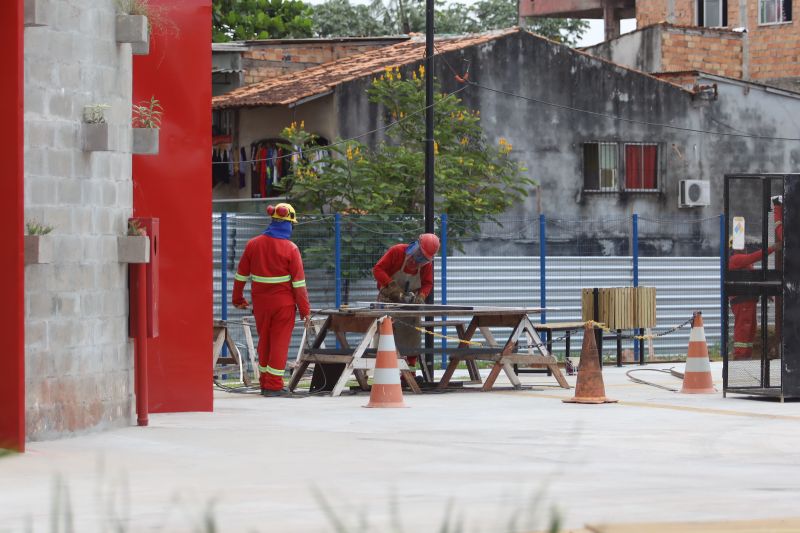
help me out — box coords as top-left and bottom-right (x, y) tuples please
(335, 213), (342, 308)
(719, 213), (726, 363)
(441, 214), (448, 369)
(539, 214), (546, 324)
(632, 213), (641, 363)
(220, 212), (228, 356)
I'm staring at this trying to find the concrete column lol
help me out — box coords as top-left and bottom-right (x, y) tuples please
(740, 0), (749, 79)
(604, 0), (621, 41)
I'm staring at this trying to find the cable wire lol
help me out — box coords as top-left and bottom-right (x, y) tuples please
(212, 84), (469, 165)
(431, 42), (800, 143)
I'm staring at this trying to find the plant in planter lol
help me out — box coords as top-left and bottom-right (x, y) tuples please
(118, 219), (151, 264)
(82, 104), (112, 152)
(24, 219), (54, 265)
(115, 0), (177, 55)
(132, 96), (163, 155)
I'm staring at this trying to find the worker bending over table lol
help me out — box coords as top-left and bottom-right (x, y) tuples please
(373, 233), (440, 375)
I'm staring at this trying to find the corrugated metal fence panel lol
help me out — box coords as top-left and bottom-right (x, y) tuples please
(213, 216), (721, 363)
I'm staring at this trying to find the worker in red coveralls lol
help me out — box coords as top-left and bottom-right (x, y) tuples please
(373, 233), (440, 372)
(232, 203), (311, 397)
(729, 196), (782, 360)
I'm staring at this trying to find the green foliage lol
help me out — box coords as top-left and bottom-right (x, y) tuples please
(212, 0), (314, 42)
(83, 104), (110, 125)
(280, 67), (533, 283)
(132, 96), (163, 129)
(127, 219), (147, 236)
(312, 0), (391, 38)
(212, 0), (309, 41)
(309, 0), (589, 45)
(26, 219), (54, 236)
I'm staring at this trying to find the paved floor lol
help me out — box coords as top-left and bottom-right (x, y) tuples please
(2, 362), (800, 532)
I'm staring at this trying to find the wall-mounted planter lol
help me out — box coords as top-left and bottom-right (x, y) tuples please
(132, 38), (150, 56)
(116, 15), (150, 55)
(118, 236), (151, 264)
(132, 128), (159, 155)
(24, 0), (47, 27)
(82, 123), (111, 152)
(24, 235), (54, 265)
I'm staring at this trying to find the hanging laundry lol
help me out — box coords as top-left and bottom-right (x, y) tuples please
(239, 147), (247, 189)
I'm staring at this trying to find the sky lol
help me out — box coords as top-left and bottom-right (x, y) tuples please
(579, 18), (638, 47)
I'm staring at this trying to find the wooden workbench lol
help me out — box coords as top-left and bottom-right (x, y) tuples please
(287, 304), (570, 396)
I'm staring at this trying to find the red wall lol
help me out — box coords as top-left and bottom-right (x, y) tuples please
(133, 0), (213, 413)
(0, 0), (25, 451)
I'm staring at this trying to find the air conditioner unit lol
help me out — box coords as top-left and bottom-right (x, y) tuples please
(679, 180), (711, 208)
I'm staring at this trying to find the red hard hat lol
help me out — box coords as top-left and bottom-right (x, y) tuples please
(418, 233), (440, 260)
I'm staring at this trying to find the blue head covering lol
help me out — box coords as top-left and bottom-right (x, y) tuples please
(264, 219), (293, 240)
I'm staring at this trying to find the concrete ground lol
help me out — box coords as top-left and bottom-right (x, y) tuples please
(2, 362), (800, 533)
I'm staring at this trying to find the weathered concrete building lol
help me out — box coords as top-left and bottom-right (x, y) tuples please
(22, 0), (137, 440)
(2, 0), (212, 450)
(212, 28), (800, 255)
(525, 0), (800, 91)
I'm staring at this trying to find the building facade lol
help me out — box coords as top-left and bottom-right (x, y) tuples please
(213, 29), (800, 255)
(1, 0), (213, 449)
(524, 0), (799, 90)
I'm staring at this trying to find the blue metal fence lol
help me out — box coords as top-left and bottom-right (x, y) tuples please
(214, 212), (725, 366)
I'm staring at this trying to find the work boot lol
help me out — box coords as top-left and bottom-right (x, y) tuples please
(261, 387), (292, 397)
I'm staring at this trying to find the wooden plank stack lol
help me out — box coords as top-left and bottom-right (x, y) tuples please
(581, 287), (656, 329)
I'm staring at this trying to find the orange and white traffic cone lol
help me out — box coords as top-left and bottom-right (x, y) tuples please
(365, 316), (407, 408)
(680, 311), (716, 394)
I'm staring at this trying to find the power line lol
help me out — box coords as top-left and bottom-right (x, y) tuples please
(212, 80), (469, 166)
(466, 80), (800, 142)
(431, 43), (800, 143)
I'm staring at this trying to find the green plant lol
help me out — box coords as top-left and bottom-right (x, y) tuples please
(116, 0), (178, 37)
(127, 219), (146, 236)
(83, 104), (110, 124)
(26, 219), (54, 236)
(0, 448), (16, 459)
(281, 67), (533, 291)
(132, 96), (164, 129)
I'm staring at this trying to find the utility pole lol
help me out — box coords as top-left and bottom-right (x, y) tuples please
(424, 0), (435, 379)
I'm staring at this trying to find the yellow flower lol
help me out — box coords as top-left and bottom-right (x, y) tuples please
(433, 141), (439, 155)
(418, 64), (425, 78)
(460, 137), (468, 146)
(300, 120), (305, 129)
(346, 146), (354, 161)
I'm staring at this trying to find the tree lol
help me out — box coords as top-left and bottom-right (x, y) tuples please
(309, 0), (589, 46)
(212, 0), (314, 42)
(280, 66), (534, 286)
(312, 0), (390, 38)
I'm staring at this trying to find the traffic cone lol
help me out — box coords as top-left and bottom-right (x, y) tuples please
(680, 312), (716, 394)
(365, 316), (407, 408)
(563, 324), (617, 404)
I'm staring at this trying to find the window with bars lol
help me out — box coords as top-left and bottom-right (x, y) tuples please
(698, 0), (728, 26)
(624, 143), (659, 191)
(759, 0), (792, 24)
(583, 142), (618, 191)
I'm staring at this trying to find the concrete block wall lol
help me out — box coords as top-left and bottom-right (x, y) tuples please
(661, 27), (743, 77)
(24, 0), (135, 440)
(241, 41), (401, 84)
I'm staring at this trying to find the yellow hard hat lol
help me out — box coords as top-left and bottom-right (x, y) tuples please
(267, 202), (297, 224)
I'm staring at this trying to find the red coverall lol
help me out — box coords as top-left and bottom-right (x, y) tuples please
(729, 248), (773, 360)
(233, 235), (310, 391)
(373, 244), (434, 366)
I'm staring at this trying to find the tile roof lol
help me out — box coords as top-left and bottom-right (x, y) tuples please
(212, 28), (520, 109)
